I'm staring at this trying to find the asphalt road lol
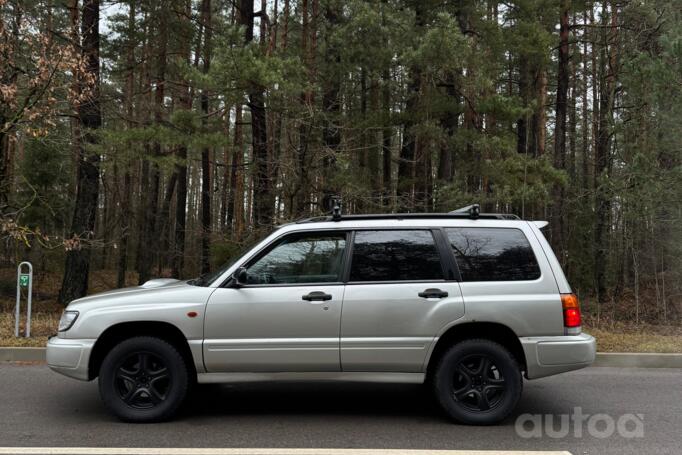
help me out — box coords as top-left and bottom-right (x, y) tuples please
(0, 364), (680, 455)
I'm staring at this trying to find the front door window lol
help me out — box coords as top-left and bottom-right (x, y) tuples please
(246, 233), (347, 285)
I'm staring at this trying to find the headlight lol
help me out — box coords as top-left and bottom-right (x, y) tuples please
(58, 311), (79, 332)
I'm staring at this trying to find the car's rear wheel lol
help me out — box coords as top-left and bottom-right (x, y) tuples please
(432, 339), (522, 425)
(99, 336), (189, 422)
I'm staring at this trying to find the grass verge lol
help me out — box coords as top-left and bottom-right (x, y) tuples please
(585, 322), (682, 353)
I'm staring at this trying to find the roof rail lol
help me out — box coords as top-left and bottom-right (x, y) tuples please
(294, 202), (519, 224)
(295, 207), (519, 224)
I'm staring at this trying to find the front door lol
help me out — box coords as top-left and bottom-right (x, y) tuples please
(340, 229), (464, 372)
(204, 231), (348, 372)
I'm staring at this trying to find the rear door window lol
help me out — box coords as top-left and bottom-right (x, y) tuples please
(349, 230), (444, 282)
(445, 228), (540, 282)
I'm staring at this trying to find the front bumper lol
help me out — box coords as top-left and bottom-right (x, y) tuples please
(521, 332), (596, 379)
(46, 336), (95, 381)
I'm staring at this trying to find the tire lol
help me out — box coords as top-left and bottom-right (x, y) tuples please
(99, 336), (189, 422)
(431, 339), (522, 425)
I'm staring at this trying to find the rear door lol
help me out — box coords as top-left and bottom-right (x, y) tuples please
(340, 229), (464, 372)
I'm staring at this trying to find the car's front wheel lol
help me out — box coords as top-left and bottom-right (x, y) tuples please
(432, 339), (522, 425)
(99, 336), (189, 422)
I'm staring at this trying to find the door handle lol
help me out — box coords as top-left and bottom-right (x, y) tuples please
(302, 291), (333, 302)
(418, 288), (448, 299)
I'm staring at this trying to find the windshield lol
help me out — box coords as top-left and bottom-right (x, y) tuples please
(189, 233), (269, 287)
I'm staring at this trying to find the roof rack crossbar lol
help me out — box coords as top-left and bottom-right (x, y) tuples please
(449, 203), (481, 219)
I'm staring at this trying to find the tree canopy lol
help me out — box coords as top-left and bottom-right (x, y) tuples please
(1, 0), (680, 322)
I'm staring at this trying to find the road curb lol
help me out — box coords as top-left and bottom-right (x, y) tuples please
(2, 347), (682, 368)
(0, 347), (46, 362)
(593, 352), (682, 368)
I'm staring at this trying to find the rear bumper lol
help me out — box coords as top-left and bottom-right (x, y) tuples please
(521, 332), (596, 379)
(46, 336), (95, 381)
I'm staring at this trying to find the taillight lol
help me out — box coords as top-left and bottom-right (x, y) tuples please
(561, 293), (581, 331)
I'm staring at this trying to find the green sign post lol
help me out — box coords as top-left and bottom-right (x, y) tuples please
(15, 262), (33, 337)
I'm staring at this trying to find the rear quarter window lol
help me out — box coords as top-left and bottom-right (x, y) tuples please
(445, 227), (541, 282)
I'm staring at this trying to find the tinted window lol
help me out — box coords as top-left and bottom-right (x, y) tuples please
(445, 228), (540, 281)
(246, 233), (346, 284)
(349, 230), (444, 282)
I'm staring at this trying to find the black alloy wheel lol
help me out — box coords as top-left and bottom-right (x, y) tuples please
(114, 351), (171, 409)
(452, 354), (506, 412)
(432, 339), (523, 425)
(99, 336), (189, 422)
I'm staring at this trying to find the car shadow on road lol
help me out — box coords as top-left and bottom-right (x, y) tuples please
(180, 379), (572, 425)
(185, 382), (439, 418)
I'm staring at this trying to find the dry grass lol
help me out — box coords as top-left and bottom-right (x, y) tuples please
(584, 321), (682, 353)
(0, 311), (58, 347)
(0, 267), (138, 348)
(1, 294), (66, 347)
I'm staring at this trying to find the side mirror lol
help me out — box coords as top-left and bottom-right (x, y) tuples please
(230, 267), (248, 287)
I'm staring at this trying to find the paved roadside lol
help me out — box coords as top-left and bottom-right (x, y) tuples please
(0, 449), (571, 455)
(1, 364), (681, 455)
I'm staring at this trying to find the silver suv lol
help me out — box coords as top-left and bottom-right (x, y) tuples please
(48, 207), (596, 424)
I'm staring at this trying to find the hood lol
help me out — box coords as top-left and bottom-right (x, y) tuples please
(67, 278), (192, 310)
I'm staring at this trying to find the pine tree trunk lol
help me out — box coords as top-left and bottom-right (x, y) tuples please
(397, 3), (425, 212)
(295, 0), (313, 216)
(379, 0), (393, 208)
(158, 170), (178, 274)
(172, 144), (188, 278)
(59, 0), (101, 305)
(200, 0), (212, 274)
(581, 10), (590, 192)
(534, 69), (547, 157)
(381, 67), (392, 208)
(171, 0), (195, 279)
(438, 76), (458, 184)
(368, 75), (381, 206)
(320, 2), (341, 213)
(594, 2), (619, 303)
(66, 0), (81, 198)
(138, 8), (167, 284)
(551, 0), (570, 263)
(228, 105), (245, 239)
(220, 110), (231, 231)
(517, 55), (529, 155)
(117, 0), (136, 288)
(568, 37), (577, 182)
(240, 0), (272, 226)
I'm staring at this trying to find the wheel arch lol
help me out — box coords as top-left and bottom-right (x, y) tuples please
(426, 322), (527, 377)
(88, 321), (197, 381)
